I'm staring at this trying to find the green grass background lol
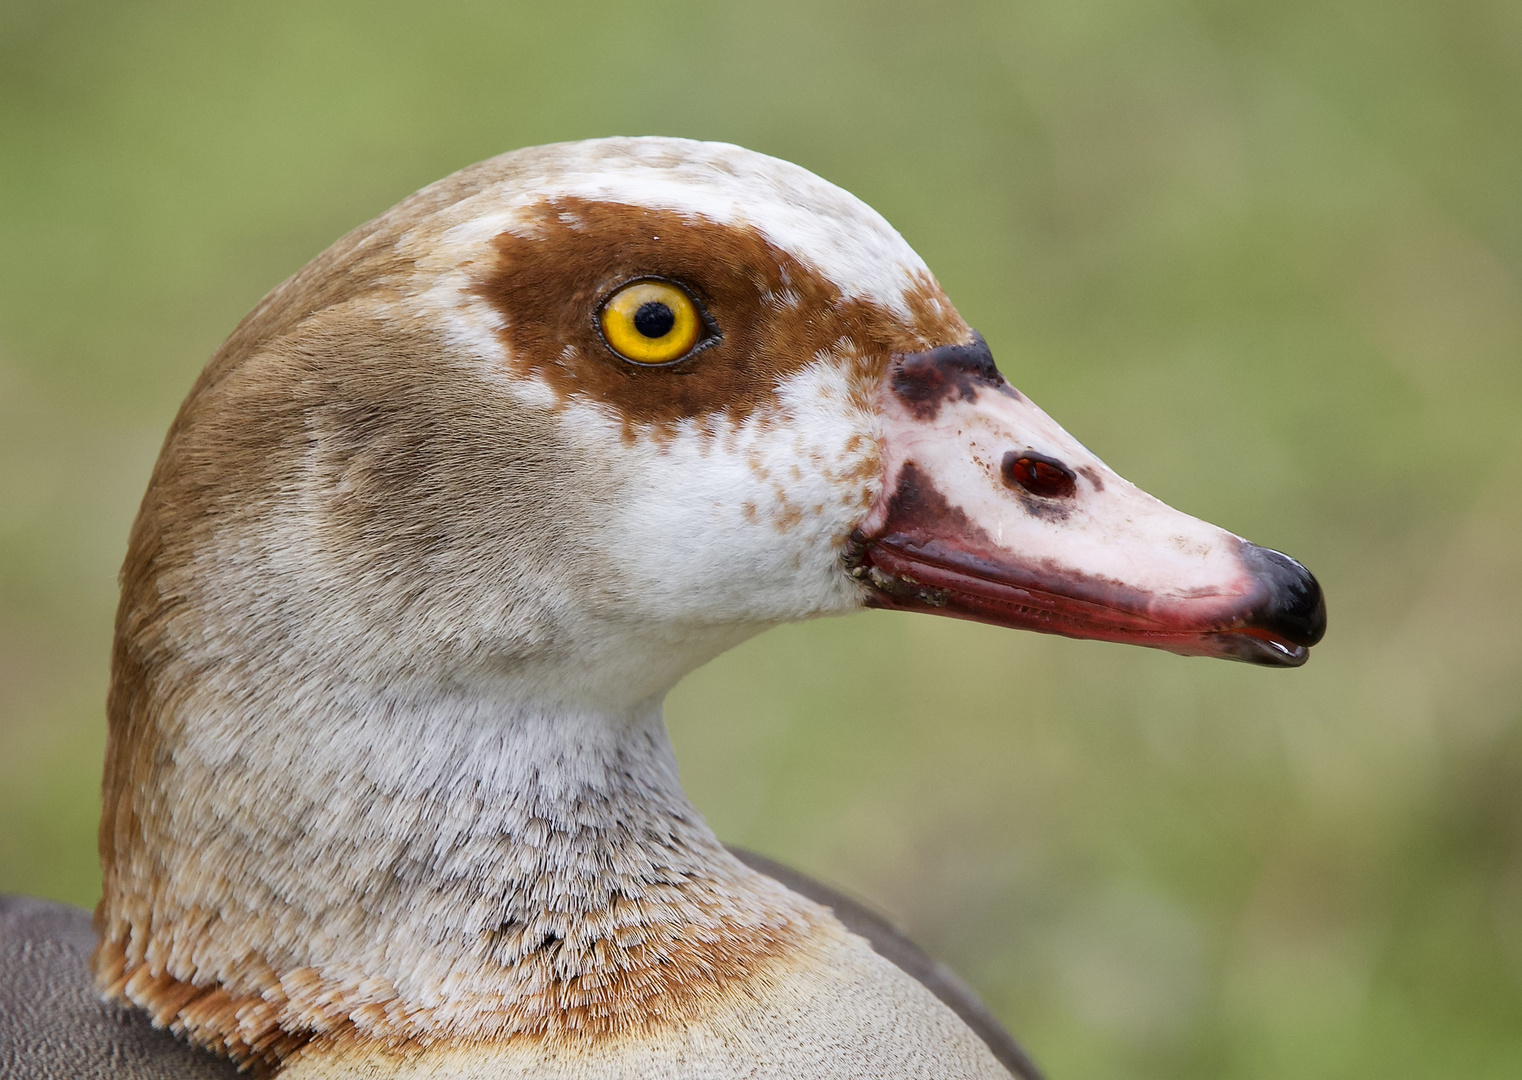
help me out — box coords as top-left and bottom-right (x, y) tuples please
(3, 1), (1520, 1076)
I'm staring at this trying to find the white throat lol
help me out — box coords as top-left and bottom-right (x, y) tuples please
(161, 682), (792, 970)
(178, 688), (728, 953)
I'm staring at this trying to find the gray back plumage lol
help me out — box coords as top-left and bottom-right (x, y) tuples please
(728, 849), (1045, 1080)
(1, 895), (239, 1079)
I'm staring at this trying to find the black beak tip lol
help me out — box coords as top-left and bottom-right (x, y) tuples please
(1240, 543), (1328, 650)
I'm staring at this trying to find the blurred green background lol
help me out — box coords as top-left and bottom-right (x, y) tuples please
(2, 0), (1520, 1076)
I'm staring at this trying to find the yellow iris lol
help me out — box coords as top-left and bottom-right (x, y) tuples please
(599, 280), (704, 365)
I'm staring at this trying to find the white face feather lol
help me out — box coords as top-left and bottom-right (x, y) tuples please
(388, 138), (952, 707)
(585, 356), (880, 627)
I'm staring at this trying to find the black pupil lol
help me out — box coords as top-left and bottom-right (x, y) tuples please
(633, 301), (676, 339)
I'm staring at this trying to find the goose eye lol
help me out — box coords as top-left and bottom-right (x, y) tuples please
(598, 280), (706, 365)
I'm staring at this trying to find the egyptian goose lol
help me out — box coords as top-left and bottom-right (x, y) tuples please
(1, 137), (1324, 1079)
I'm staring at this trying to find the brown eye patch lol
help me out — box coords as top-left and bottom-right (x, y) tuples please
(478, 196), (969, 437)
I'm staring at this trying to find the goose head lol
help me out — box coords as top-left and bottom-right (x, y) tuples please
(96, 136), (1324, 1073)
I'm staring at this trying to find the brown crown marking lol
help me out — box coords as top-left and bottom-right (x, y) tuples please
(480, 196), (970, 438)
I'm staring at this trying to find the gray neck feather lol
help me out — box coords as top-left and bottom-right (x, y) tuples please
(142, 686), (751, 991)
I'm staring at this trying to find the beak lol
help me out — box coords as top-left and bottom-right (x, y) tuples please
(847, 335), (1326, 667)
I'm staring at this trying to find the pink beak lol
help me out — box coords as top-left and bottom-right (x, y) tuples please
(848, 336), (1326, 667)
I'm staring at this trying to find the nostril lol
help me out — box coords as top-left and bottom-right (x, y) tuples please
(1002, 451), (1077, 499)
